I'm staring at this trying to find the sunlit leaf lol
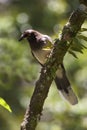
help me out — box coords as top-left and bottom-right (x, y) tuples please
(68, 34), (87, 58)
(0, 97), (12, 112)
(80, 28), (87, 32)
(77, 34), (87, 42)
(68, 50), (78, 58)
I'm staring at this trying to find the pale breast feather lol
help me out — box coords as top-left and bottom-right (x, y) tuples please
(32, 49), (51, 65)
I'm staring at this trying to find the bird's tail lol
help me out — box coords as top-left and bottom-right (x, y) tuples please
(55, 64), (78, 105)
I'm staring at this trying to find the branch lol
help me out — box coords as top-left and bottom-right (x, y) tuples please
(79, 0), (87, 6)
(20, 3), (87, 130)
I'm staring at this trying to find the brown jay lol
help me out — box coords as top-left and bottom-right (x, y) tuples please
(19, 29), (78, 105)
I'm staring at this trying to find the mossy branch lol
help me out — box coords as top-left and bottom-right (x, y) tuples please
(20, 2), (87, 130)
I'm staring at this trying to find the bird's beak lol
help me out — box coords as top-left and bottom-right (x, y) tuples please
(19, 34), (25, 41)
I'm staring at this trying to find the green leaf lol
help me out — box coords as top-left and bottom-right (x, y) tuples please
(70, 37), (86, 50)
(70, 47), (83, 53)
(80, 28), (87, 32)
(68, 50), (78, 58)
(69, 38), (83, 51)
(0, 97), (12, 112)
(68, 34), (87, 58)
(77, 34), (87, 42)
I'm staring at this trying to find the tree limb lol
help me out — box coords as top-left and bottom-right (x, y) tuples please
(79, 0), (87, 6)
(20, 2), (87, 130)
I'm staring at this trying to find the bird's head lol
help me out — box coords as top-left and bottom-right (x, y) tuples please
(19, 29), (43, 50)
(19, 29), (34, 41)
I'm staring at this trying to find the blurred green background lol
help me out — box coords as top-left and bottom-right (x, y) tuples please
(0, 0), (87, 130)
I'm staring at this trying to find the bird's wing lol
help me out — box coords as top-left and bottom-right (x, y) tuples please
(39, 35), (53, 50)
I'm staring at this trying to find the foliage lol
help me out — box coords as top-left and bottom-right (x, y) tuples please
(0, 97), (12, 112)
(68, 28), (87, 58)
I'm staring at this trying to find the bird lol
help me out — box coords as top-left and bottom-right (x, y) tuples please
(19, 29), (78, 105)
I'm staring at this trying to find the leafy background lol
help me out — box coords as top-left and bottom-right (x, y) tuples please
(0, 0), (87, 130)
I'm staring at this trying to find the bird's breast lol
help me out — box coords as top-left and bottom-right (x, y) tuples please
(32, 49), (51, 65)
